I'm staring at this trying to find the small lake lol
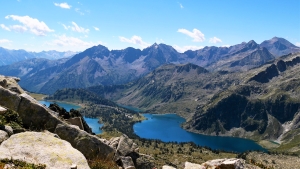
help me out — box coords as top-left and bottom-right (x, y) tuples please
(39, 100), (103, 134)
(134, 113), (266, 153)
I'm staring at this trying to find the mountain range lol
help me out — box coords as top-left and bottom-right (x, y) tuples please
(85, 52), (300, 154)
(0, 37), (299, 94)
(0, 47), (77, 66)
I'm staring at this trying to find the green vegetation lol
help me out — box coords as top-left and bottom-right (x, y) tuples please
(27, 92), (47, 101)
(88, 158), (119, 169)
(0, 109), (23, 130)
(0, 159), (46, 169)
(46, 88), (144, 138)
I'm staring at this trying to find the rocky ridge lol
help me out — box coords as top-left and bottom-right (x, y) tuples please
(1, 37), (298, 94)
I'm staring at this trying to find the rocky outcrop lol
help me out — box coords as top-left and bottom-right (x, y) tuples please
(0, 131), (90, 169)
(249, 56), (300, 83)
(0, 76), (115, 161)
(108, 134), (155, 169)
(0, 125), (13, 136)
(54, 123), (115, 160)
(162, 165), (176, 169)
(184, 158), (260, 169)
(0, 130), (8, 144)
(0, 106), (6, 114)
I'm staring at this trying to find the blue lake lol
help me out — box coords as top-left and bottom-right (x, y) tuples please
(134, 113), (266, 153)
(39, 100), (103, 134)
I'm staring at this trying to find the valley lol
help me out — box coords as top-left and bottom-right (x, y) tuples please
(1, 37), (300, 168)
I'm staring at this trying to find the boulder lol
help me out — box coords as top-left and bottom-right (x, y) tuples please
(0, 131), (90, 169)
(0, 125), (13, 136)
(121, 156), (136, 169)
(116, 134), (139, 157)
(0, 76), (23, 94)
(0, 86), (21, 111)
(163, 166), (176, 169)
(135, 154), (156, 169)
(17, 93), (63, 132)
(0, 130), (8, 144)
(184, 158), (255, 169)
(109, 136), (121, 149)
(54, 123), (115, 160)
(184, 161), (205, 169)
(0, 106), (6, 115)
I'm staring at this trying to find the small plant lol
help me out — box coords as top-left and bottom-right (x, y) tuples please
(0, 159), (46, 169)
(88, 158), (119, 169)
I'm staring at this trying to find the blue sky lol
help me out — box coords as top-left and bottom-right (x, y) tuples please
(0, 0), (299, 52)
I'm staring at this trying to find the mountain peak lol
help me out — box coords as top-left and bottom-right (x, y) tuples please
(245, 40), (259, 50)
(260, 37), (300, 57)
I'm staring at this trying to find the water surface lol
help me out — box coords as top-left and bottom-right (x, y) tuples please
(134, 113), (266, 153)
(39, 100), (103, 134)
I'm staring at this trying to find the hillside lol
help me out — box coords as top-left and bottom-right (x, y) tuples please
(85, 53), (300, 155)
(0, 47), (77, 66)
(0, 37), (298, 94)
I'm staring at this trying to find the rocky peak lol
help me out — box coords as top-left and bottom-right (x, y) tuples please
(244, 40), (259, 50)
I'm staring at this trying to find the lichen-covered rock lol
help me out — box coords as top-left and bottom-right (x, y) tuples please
(0, 130), (8, 144)
(0, 131), (90, 169)
(17, 93), (63, 132)
(0, 125), (13, 136)
(162, 165), (176, 169)
(0, 76), (23, 94)
(54, 123), (115, 160)
(184, 161), (205, 169)
(121, 156), (136, 169)
(0, 106), (6, 115)
(0, 86), (21, 111)
(135, 154), (156, 169)
(116, 134), (139, 157)
(185, 158), (259, 169)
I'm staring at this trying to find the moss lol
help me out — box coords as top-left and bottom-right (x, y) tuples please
(0, 109), (23, 129)
(0, 159), (46, 169)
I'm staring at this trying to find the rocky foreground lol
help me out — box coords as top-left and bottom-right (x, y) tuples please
(0, 75), (300, 168)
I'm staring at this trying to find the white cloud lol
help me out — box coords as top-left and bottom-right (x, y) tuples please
(173, 45), (204, 53)
(119, 35), (150, 48)
(71, 22), (89, 33)
(62, 24), (69, 30)
(178, 28), (205, 42)
(0, 24), (11, 31)
(50, 34), (97, 47)
(11, 25), (27, 32)
(296, 42), (300, 47)
(54, 2), (71, 9)
(209, 37), (222, 43)
(0, 39), (12, 44)
(93, 26), (99, 31)
(75, 8), (84, 15)
(179, 3), (184, 9)
(5, 15), (54, 36)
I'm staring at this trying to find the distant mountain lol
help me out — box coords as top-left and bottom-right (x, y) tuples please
(0, 37), (298, 94)
(184, 40), (275, 71)
(260, 37), (300, 57)
(0, 47), (77, 66)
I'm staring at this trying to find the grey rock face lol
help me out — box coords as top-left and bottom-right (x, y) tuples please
(0, 130), (8, 144)
(0, 125), (13, 136)
(116, 134), (139, 157)
(0, 132), (90, 169)
(121, 156), (136, 169)
(184, 158), (260, 169)
(54, 123), (115, 160)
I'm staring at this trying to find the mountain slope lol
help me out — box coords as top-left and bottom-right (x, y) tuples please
(0, 37), (297, 94)
(182, 53), (300, 153)
(0, 47), (77, 66)
(260, 37), (300, 57)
